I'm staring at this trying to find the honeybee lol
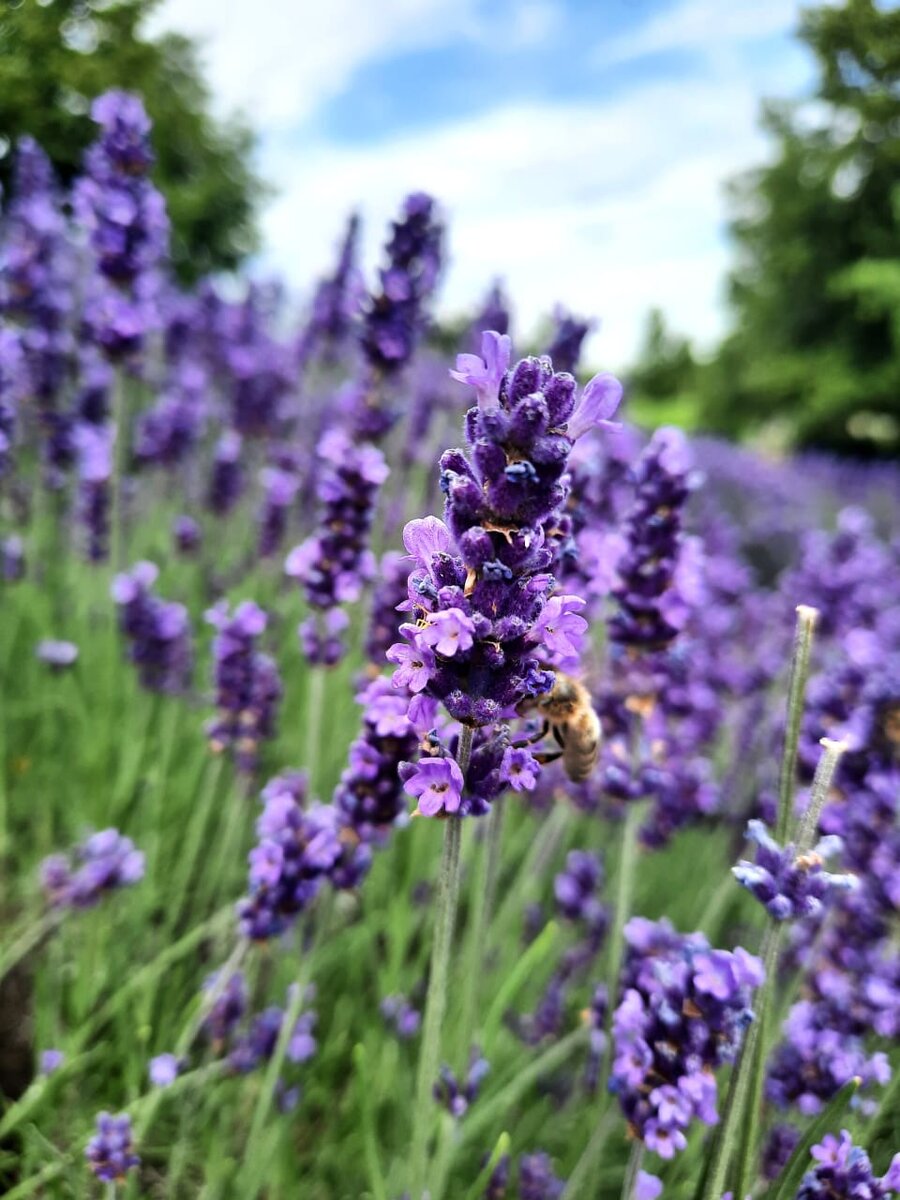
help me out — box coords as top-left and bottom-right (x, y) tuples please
(517, 673), (601, 783)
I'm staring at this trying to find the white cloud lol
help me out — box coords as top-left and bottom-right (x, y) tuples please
(144, 0), (482, 127)
(595, 0), (800, 66)
(147, 0), (810, 367)
(146, 0), (562, 127)
(259, 73), (786, 367)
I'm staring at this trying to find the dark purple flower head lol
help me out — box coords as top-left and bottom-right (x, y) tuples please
(205, 600), (281, 773)
(285, 428), (388, 663)
(611, 918), (762, 1158)
(361, 192), (443, 376)
(75, 90), (168, 286)
(434, 1048), (490, 1120)
(733, 821), (857, 921)
(334, 677), (417, 840)
(202, 970), (248, 1047)
(544, 307), (595, 375)
(112, 562), (193, 694)
(519, 1151), (565, 1200)
(172, 514), (202, 555)
(553, 850), (606, 932)
(796, 1130), (900, 1200)
(365, 550), (409, 665)
(40, 828), (144, 910)
(609, 427), (698, 652)
(388, 340), (620, 734)
(381, 994), (421, 1039)
(207, 430), (245, 515)
(85, 1112), (139, 1183)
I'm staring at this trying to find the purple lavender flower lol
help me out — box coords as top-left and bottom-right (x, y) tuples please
(257, 465), (299, 558)
(361, 192), (443, 378)
(75, 92), (167, 283)
(285, 428), (388, 664)
(39, 1049), (64, 1076)
(205, 600), (281, 773)
(0, 139), (73, 410)
(610, 918), (762, 1159)
(333, 677), (418, 841)
(40, 829), (144, 909)
(544, 307), (595, 375)
(609, 427), (697, 652)
(796, 1130), (900, 1200)
(297, 212), (362, 367)
(226, 990), (318, 1074)
(519, 1152), (565, 1200)
(112, 562), (193, 694)
(388, 341), (621, 735)
(635, 1173), (664, 1200)
(201, 970), (248, 1047)
(761, 1123), (801, 1182)
(207, 430), (244, 516)
(365, 550), (409, 664)
(237, 773), (366, 939)
(35, 640), (79, 670)
(2, 535), (25, 582)
(85, 1112), (140, 1183)
(148, 1053), (182, 1087)
(400, 756), (465, 817)
(449, 331), (511, 408)
(553, 850), (606, 933)
(172, 514), (202, 555)
(74, 421), (112, 561)
(134, 362), (207, 467)
(434, 1048), (490, 1120)
(381, 994), (421, 1039)
(733, 821), (857, 921)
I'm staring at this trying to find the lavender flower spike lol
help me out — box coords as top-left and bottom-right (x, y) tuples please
(85, 1112), (140, 1182)
(733, 820), (857, 921)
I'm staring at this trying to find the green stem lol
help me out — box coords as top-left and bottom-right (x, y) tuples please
(700, 920), (782, 1200)
(457, 1026), (589, 1151)
(776, 605), (818, 843)
(559, 1111), (619, 1200)
(409, 814), (465, 1199)
(111, 369), (129, 573)
(408, 724), (473, 1200)
(602, 802), (643, 1086)
(305, 666), (327, 794)
(621, 1142), (644, 1200)
(354, 1044), (389, 1200)
(460, 796), (506, 1050)
(795, 738), (847, 851)
(0, 908), (64, 987)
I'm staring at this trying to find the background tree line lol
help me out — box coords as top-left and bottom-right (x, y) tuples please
(1, 0), (897, 455)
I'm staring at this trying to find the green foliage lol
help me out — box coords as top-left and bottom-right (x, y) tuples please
(628, 0), (900, 456)
(0, 0), (264, 280)
(623, 308), (702, 429)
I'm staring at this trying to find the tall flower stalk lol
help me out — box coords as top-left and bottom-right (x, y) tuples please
(397, 334), (621, 1196)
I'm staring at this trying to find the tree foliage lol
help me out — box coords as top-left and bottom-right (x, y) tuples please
(633, 0), (900, 456)
(0, 0), (264, 280)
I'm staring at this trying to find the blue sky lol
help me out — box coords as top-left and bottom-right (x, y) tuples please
(147, 0), (818, 367)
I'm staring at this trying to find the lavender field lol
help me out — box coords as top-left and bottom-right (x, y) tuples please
(0, 89), (898, 1200)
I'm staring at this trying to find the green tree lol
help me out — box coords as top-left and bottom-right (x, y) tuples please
(679, 0), (900, 455)
(0, 0), (264, 280)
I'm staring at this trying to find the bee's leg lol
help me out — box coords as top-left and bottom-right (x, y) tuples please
(512, 719), (550, 749)
(533, 750), (563, 766)
(551, 723), (567, 749)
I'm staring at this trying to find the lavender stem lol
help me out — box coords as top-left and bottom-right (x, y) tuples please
(408, 724), (472, 1199)
(776, 605), (818, 843)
